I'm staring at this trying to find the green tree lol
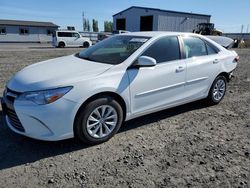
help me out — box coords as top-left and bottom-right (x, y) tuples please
(87, 19), (91, 31)
(92, 19), (99, 32)
(104, 21), (113, 32)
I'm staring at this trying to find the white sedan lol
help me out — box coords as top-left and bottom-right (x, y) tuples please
(1, 32), (238, 144)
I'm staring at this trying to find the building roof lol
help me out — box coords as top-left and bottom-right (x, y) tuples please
(0, 19), (59, 27)
(113, 6), (211, 18)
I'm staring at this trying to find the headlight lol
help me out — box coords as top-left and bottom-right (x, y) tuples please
(18, 86), (73, 105)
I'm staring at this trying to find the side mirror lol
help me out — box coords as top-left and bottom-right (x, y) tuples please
(135, 56), (157, 67)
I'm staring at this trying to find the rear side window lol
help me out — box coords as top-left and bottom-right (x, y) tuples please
(182, 37), (207, 58)
(142, 36), (180, 63)
(206, 43), (218, 55)
(57, 32), (73, 37)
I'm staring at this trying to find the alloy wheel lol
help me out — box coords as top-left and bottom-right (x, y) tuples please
(212, 79), (226, 101)
(86, 105), (118, 138)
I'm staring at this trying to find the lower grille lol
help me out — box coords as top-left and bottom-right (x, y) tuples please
(6, 108), (25, 132)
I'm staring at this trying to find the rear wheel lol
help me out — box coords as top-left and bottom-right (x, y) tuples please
(74, 97), (123, 145)
(58, 42), (65, 48)
(83, 41), (90, 48)
(207, 76), (227, 104)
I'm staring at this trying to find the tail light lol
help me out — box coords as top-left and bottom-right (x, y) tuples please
(234, 55), (240, 63)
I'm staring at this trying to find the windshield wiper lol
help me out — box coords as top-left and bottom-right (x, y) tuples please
(81, 57), (94, 61)
(75, 53), (94, 61)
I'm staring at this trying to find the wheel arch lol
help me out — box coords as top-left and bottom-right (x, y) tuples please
(58, 40), (66, 47)
(206, 72), (230, 97)
(73, 91), (127, 134)
(217, 72), (230, 82)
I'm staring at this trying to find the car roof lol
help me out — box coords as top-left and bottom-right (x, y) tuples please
(120, 31), (226, 51)
(57, 30), (78, 33)
(121, 31), (197, 37)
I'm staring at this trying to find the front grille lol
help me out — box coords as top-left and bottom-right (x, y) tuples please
(6, 108), (25, 132)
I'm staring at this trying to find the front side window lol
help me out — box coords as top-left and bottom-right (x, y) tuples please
(78, 35), (150, 65)
(19, 28), (29, 35)
(0, 27), (6, 34)
(72, 33), (80, 38)
(182, 37), (207, 58)
(141, 36), (180, 63)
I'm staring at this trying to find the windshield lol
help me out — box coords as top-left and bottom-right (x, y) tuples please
(78, 35), (150, 65)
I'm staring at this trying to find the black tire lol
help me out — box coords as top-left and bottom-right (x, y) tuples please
(58, 42), (65, 48)
(207, 76), (227, 105)
(74, 96), (123, 145)
(83, 41), (90, 48)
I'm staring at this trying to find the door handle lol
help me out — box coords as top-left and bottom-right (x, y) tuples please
(176, 66), (185, 73)
(213, 59), (220, 64)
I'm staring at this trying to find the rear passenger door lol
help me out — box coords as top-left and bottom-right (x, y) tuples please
(128, 36), (186, 115)
(181, 36), (221, 99)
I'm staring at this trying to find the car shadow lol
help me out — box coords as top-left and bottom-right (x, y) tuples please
(28, 47), (54, 49)
(0, 99), (211, 170)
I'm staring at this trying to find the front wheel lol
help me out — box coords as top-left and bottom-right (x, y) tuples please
(74, 97), (123, 145)
(82, 41), (90, 48)
(207, 76), (227, 104)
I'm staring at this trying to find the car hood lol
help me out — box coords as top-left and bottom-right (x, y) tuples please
(7, 55), (113, 92)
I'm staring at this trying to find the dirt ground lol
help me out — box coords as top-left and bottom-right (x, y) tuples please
(0, 45), (249, 188)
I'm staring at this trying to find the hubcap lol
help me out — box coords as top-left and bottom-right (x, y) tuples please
(86, 105), (118, 138)
(213, 79), (226, 101)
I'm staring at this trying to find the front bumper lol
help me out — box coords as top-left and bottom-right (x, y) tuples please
(229, 71), (235, 80)
(1, 91), (77, 141)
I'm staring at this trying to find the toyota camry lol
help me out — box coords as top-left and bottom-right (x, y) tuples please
(1, 32), (238, 144)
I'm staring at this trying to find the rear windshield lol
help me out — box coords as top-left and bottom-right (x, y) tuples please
(78, 35), (150, 65)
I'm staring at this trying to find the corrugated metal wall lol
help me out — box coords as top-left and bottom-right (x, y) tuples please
(0, 25), (56, 43)
(158, 14), (209, 32)
(113, 8), (159, 31)
(113, 7), (210, 32)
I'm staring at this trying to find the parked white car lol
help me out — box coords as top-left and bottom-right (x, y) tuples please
(1, 32), (238, 144)
(53, 30), (92, 48)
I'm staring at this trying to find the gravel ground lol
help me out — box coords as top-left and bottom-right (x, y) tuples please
(0, 46), (249, 188)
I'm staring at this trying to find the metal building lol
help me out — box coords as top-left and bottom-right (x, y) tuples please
(113, 6), (211, 32)
(0, 20), (59, 43)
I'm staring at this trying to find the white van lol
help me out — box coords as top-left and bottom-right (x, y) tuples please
(53, 30), (92, 48)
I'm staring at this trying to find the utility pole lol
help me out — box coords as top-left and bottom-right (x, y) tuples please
(246, 24), (249, 33)
(241, 24), (244, 33)
(82, 11), (85, 31)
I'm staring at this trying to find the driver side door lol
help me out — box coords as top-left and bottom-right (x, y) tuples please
(72, 32), (82, 46)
